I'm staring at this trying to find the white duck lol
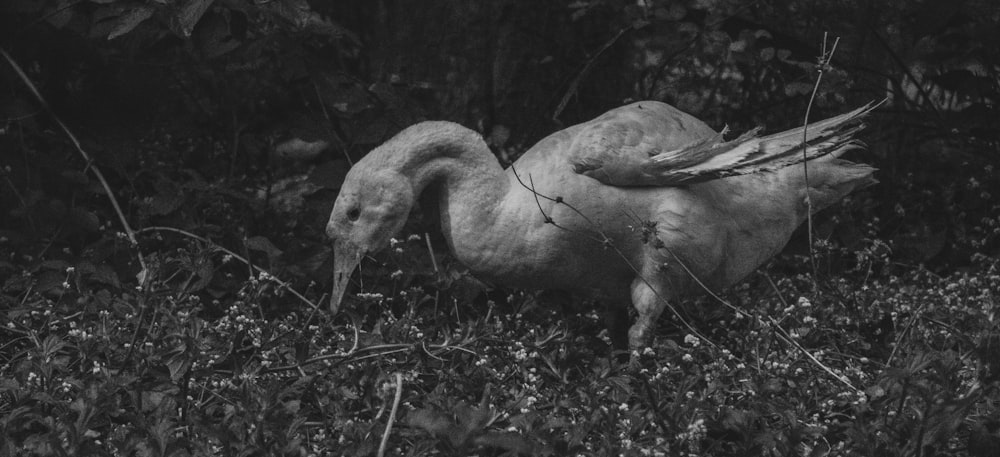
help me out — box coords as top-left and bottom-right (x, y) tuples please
(326, 101), (876, 349)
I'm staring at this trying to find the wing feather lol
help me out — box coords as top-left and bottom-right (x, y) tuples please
(570, 101), (878, 187)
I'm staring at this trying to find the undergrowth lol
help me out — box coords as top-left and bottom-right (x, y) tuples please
(3, 106), (999, 456)
(2, 200), (999, 455)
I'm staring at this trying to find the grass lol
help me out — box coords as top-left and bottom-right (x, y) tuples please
(2, 215), (998, 456)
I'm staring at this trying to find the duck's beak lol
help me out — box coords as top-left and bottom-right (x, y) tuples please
(330, 239), (362, 314)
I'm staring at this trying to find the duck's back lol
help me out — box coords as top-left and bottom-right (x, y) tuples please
(514, 101), (718, 174)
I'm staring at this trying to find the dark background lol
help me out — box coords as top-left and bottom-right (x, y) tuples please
(2, 0), (997, 283)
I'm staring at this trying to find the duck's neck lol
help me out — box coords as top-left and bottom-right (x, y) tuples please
(378, 121), (510, 249)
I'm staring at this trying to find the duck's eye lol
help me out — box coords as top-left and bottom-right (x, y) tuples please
(346, 208), (361, 221)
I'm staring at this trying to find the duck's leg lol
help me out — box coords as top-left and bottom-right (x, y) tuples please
(628, 278), (668, 350)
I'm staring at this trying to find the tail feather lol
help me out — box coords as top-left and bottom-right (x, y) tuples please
(648, 101), (879, 185)
(793, 158), (878, 213)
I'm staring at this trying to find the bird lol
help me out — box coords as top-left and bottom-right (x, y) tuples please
(325, 101), (877, 350)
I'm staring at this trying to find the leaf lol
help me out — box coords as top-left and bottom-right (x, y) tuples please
(784, 81), (814, 97)
(196, 13), (241, 58)
(69, 207), (100, 232)
(455, 402), (492, 432)
(169, 0), (215, 37)
(166, 351), (191, 382)
(472, 432), (535, 454)
(108, 5), (155, 40)
(719, 408), (754, 432)
(145, 189), (185, 216)
(309, 159), (347, 189)
(246, 236), (283, 263)
(92, 264), (121, 288)
(760, 47), (775, 61)
(61, 170), (90, 185)
(406, 409), (454, 436)
(190, 258), (215, 292)
(254, 0), (358, 40)
(148, 417), (175, 456)
(36, 270), (67, 296)
(41, 335), (68, 359)
(282, 400), (301, 415)
(865, 384), (886, 400)
(41, 259), (72, 271)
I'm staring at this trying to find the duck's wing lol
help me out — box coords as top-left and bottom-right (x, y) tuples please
(569, 101), (877, 187)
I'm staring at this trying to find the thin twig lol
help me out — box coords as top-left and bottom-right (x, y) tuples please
(869, 28), (942, 117)
(801, 33), (840, 287)
(258, 337), (480, 373)
(761, 273), (859, 393)
(377, 372), (404, 457)
(136, 226), (319, 312)
(1, 48), (148, 284)
(886, 300), (929, 367)
(510, 164), (612, 246)
(767, 315), (858, 393)
(424, 232), (439, 273)
(15, 0), (85, 35)
(313, 80), (353, 166)
(553, 25), (635, 123)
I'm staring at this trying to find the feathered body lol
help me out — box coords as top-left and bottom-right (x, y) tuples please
(327, 101), (876, 349)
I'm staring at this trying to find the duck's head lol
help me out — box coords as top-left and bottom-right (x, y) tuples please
(326, 165), (414, 314)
